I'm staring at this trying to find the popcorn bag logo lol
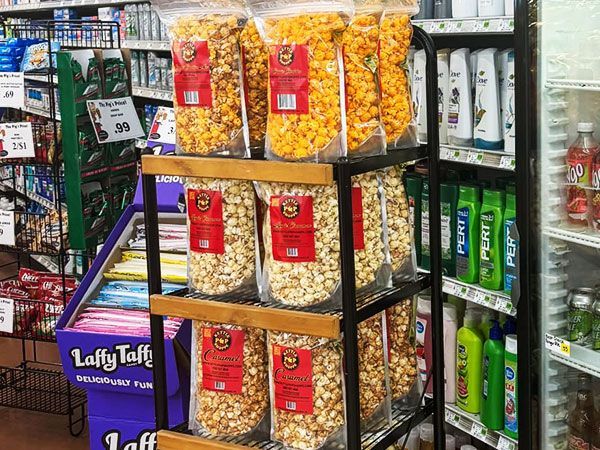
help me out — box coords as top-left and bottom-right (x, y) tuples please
(282, 348), (300, 370)
(181, 41), (196, 63)
(281, 197), (300, 219)
(202, 327), (245, 394)
(270, 195), (316, 263)
(188, 189), (225, 255)
(277, 45), (295, 66)
(70, 343), (153, 374)
(102, 430), (157, 450)
(196, 191), (211, 213)
(212, 329), (232, 351)
(273, 345), (314, 414)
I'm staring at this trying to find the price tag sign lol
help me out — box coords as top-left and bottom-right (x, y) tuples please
(497, 436), (516, 450)
(446, 149), (462, 161)
(0, 210), (15, 246)
(499, 155), (516, 170)
(458, 286), (469, 298)
(545, 333), (571, 356)
(0, 122), (35, 159)
(87, 97), (145, 143)
(473, 289), (491, 305)
(147, 106), (176, 145)
(443, 280), (456, 295)
(467, 150), (484, 165)
(471, 422), (488, 440)
(0, 72), (24, 108)
(0, 297), (14, 333)
(445, 409), (461, 426)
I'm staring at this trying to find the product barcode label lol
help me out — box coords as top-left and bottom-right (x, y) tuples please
(199, 239), (209, 249)
(497, 436), (516, 450)
(285, 401), (296, 410)
(471, 422), (487, 440)
(214, 381), (225, 390)
(286, 248), (299, 257)
(184, 91), (199, 105)
(277, 94), (297, 111)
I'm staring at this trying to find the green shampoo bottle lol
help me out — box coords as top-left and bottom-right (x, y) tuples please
(479, 189), (505, 290)
(421, 179), (431, 271)
(441, 183), (459, 276)
(456, 185), (481, 283)
(480, 320), (505, 430)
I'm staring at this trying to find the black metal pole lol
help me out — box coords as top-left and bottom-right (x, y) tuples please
(143, 169), (168, 431)
(414, 26), (444, 450)
(337, 159), (361, 450)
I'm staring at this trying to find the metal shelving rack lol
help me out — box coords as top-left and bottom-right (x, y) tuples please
(143, 26), (445, 450)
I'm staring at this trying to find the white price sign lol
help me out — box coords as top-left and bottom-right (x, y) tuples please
(0, 122), (35, 159)
(0, 297), (14, 333)
(470, 422), (488, 440)
(497, 436), (516, 450)
(0, 210), (15, 246)
(500, 155), (516, 170)
(445, 409), (461, 426)
(544, 333), (571, 356)
(467, 150), (484, 165)
(147, 106), (175, 145)
(0, 72), (24, 108)
(87, 97), (145, 143)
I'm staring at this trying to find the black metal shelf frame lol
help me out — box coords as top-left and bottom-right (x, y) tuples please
(143, 26), (443, 450)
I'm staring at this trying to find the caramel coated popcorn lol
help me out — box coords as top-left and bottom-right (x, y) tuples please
(171, 15), (246, 156)
(379, 13), (415, 146)
(386, 300), (418, 400)
(382, 167), (413, 274)
(358, 314), (388, 421)
(241, 19), (268, 147)
(193, 322), (269, 436)
(186, 178), (256, 295)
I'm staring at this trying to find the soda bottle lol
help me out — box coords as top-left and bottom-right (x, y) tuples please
(591, 130), (600, 231)
(566, 123), (599, 227)
(567, 373), (596, 450)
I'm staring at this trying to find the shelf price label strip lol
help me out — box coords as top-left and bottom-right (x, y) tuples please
(544, 333), (571, 357)
(442, 278), (515, 315)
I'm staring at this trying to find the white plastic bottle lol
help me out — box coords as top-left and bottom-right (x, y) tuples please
(505, 0), (514, 16)
(445, 434), (456, 450)
(414, 50), (428, 143)
(474, 48), (503, 150)
(470, 49), (483, 107)
(504, 50), (516, 154)
(438, 49), (451, 145)
(478, 0), (504, 16)
(452, 0), (477, 18)
(498, 49), (510, 135)
(448, 48), (474, 146)
(443, 303), (458, 403)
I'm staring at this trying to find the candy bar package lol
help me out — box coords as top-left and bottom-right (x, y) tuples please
(153, 0), (250, 157)
(249, 0), (352, 162)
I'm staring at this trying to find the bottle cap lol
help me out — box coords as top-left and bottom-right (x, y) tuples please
(503, 317), (517, 335)
(445, 434), (456, 450)
(578, 122), (594, 133)
(483, 189), (506, 208)
(420, 423), (434, 442)
(489, 320), (503, 340)
(443, 303), (457, 321)
(506, 192), (516, 211)
(505, 334), (518, 354)
(459, 185), (480, 203)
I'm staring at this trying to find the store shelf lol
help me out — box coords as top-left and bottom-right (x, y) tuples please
(545, 79), (600, 92)
(158, 400), (433, 450)
(543, 226), (600, 249)
(413, 16), (514, 35)
(443, 276), (516, 316)
(132, 86), (173, 101)
(546, 334), (600, 379)
(24, 73), (58, 84)
(445, 403), (518, 450)
(20, 104), (61, 120)
(123, 40), (170, 51)
(440, 145), (515, 171)
(0, 0), (138, 13)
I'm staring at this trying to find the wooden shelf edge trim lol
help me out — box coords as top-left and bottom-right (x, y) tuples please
(151, 295), (341, 339)
(157, 430), (250, 450)
(141, 155), (334, 185)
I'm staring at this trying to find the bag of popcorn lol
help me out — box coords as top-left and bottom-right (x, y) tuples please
(249, 0), (353, 162)
(190, 322), (270, 438)
(153, 0), (250, 157)
(185, 178), (259, 296)
(379, 0), (418, 149)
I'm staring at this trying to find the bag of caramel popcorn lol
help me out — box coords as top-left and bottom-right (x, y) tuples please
(379, 0), (419, 149)
(153, 0), (250, 157)
(185, 178), (259, 296)
(249, 0), (353, 162)
(190, 322), (270, 438)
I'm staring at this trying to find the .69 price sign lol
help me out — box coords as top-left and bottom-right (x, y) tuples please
(87, 97), (144, 144)
(0, 73), (24, 109)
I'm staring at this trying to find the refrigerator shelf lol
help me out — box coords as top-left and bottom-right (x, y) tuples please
(440, 145), (515, 171)
(413, 16), (514, 35)
(543, 226), (600, 249)
(445, 404), (518, 450)
(122, 40), (170, 51)
(132, 86), (173, 102)
(546, 78), (600, 92)
(442, 276), (516, 316)
(546, 333), (600, 379)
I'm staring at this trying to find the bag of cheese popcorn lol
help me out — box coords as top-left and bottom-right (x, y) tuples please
(249, 0), (353, 162)
(152, 0), (250, 157)
(190, 321), (270, 438)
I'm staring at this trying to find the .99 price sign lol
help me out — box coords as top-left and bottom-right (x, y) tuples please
(87, 97), (144, 144)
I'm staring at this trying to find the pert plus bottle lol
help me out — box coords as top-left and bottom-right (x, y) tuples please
(480, 321), (505, 430)
(441, 183), (459, 276)
(504, 192), (517, 294)
(479, 189), (505, 290)
(456, 185), (481, 283)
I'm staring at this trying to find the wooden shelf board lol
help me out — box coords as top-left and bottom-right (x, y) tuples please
(151, 295), (341, 339)
(141, 155), (334, 185)
(158, 431), (249, 450)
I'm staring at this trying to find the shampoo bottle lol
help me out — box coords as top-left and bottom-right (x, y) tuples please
(474, 48), (504, 150)
(438, 49), (451, 144)
(456, 308), (484, 414)
(415, 0), (434, 19)
(504, 334), (519, 439)
(456, 185), (481, 283)
(435, 0), (452, 19)
(441, 183), (459, 276)
(448, 49), (474, 146)
(478, 0), (504, 16)
(416, 295), (433, 394)
(498, 49), (510, 140)
(481, 321), (505, 430)
(406, 175), (423, 266)
(452, 0), (477, 17)
(421, 179), (431, 271)
(480, 309), (499, 340)
(414, 50), (428, 143)
(444, 303), (458, 403)
(504, 192), (517, 294)
(504, 50), (516, 154)
(479, 189), (505, 290)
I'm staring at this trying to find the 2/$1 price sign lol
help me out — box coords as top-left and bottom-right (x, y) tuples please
(87, 97), (145, 144)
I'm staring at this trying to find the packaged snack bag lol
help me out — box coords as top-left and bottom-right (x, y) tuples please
(250, 0), (353, 162)
(190, 322), (269, 438)
(154, 0), (249, 157)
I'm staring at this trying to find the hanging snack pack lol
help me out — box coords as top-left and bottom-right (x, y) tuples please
(240, 19), (269, 148)
(379, 0), (418, 148)
(342, 1), (386, 157)
(268, 332), (345, 449)
(190, 322), (269, 438)
(185, 178), (258, 296)
(250, 0), (353, 162)
(154, 0), (249, 157)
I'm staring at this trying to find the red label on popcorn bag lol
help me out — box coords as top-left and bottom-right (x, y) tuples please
(201, 327), (245, 394)
(187, 189), (225, 254)
(173, 40), (212, 107)
(269, 44), (309, 114)
(270, 195), (315, 262)
(352, 187), (365, 250)
(272, 344), (313, 414)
